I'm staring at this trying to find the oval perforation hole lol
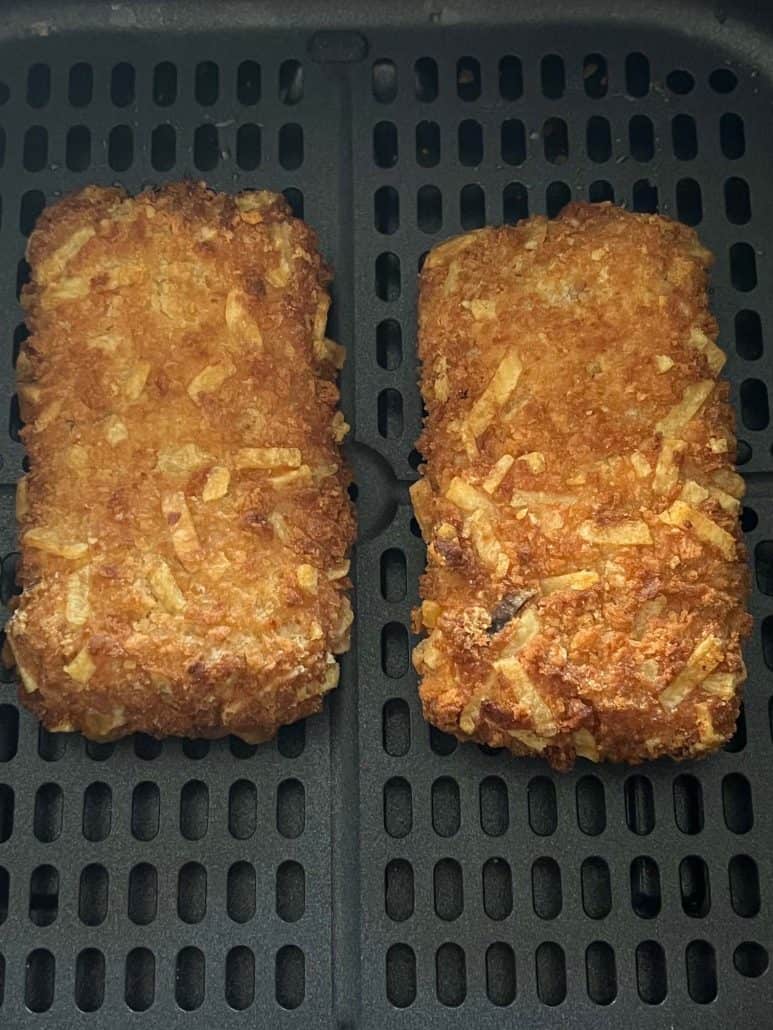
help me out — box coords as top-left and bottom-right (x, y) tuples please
(586, 941), (617, 1005)
(193, 124), (218, 171)
(66, 125), (91, 171)
(589, 180), (614, 203)
(460, 184), (485, 229)
(459, 119), (483, 166)
(725, 703), (747, 751)
(283, 187), (304, 219)
(25, 949), (55, 1013)
(729, 854), (760, 916)
(0, 865), (8, 923)
(584, 53), (608, 97)
(134, 733), (161, 760)
(374, 121), (398, 168)
(386, 944), (415, 1007)
(415, 57), (438, 101)
(429, 724), (457, 755)
(276, 945), (305, 1010)
(436, 943), (466, 1007)
(499, 55), (522, 99)
(229, 779), (257, 839)
(676, 113), (700, 159)
(502, 118), (526, 166)
(382, 698), (410, 756)
(228, 861), (255, 923)
(374, 185), (399, 235)
(385, 859), (413, 922)
(85, 739), (114, 761)
(131, 782), (159, 841)
(380, 548), (406, 603)
(483, 857), (512, 920)
(432, 776), (460, 837)
(375, 252), (400, 301)
(176, 947), (205, 1011)
(487, 942), (516, 1005)
(23, 126), (47, 172)
(236, 124), (261, 170)
(735, 310), (761, 360)
(581, 856), (611, 919)
(182, 738), (209, 760)
(721, 113), (745, 159)
(756, 541), (773, 594)
(372, 59), (396, 102)
(278, 720), (305, 758)
(668, 68), (695, 94)
(27, 64), (50, 107)
(686, 940), (717, 1003)
(541, 54), (565, 98)
(734, 942), (769, 978)
(153, 61), (177, 105)
(277, 778), (305, 838)
(0, 706), (18, 763)
(34, 782), (62, 842)
(725, 177), (751, 224)
(194, 61), (219, 106)
(125, 948), (154, 1012)
(178, 861), (207, 924)
(626, 52), (650, 96)
(79, 864), (108, 926)
(480, 775), (508, 836)
(636, 940), (667, 1004)
(625, 775), (654, 834)
(68, 62), (93, 106)
(82, 781), (111, 841)
(108, 124), (133, 171)
(741, 378), (768, 429)
(633, 179), (658, 212)
(276, 860), (304, 923)
(629, 115), (654, 160)
(237, 60), (261, 104)
(587, 116), (611, 162)
(29, 864), (58, 926)
(676, 178), (702, 226)
(731, 243), (757, 292)
(128, 862), (157, 925)
(711, 68), (738, 93)
(723, 773), (753, 833)
(680, 855), (710, 917)
(111, 62), (135, 106)
(457, 57), (480, 101)
(180, 780), (208, 840)
(0, 786), (13, 843)
(75, 949), (104, 1012)
(528, 776), (557, 835)
(546, 181), (570, 218)
(417, 184), (442, 233)
(532, 856), (562, 919)
(674, 774), (704, 834)
(503, 181), (528, 223)
(376, 319), (402, 371)
(630, 855), (661, 918)
(544, 117), (568, 163)
(416, 120), (439, 167)
(576, 775), (606, 835)
(279, 59), (304, 105)
(434, 857), (463, 921)
(225, 946), (255, 1011)
(536, 942), (566, 1006)
(381, 621), (408, 675)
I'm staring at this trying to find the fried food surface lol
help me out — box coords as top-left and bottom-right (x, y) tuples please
(412, 202), (751, 769)
(8, 182), (354, 742)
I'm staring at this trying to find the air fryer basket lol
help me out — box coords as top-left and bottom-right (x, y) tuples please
(0, 2), (770, 1027)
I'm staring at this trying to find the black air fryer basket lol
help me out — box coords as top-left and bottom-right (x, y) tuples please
(0, 1), (770, 1027)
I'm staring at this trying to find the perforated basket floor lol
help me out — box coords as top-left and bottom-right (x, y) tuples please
(0, 2), (771, 1027)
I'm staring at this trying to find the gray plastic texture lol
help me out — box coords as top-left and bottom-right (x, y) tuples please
(0, 1), (771, 1027)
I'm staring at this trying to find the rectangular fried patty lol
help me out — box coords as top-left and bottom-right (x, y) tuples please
(7, 183), (354, 742)
(412, 202), (750, 769)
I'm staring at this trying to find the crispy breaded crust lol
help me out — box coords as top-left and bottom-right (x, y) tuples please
(8, 182), (354, 742)
(412, 202), (751, 769)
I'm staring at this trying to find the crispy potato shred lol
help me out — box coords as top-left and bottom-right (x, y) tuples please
(412, 202), (750, 769)
(7, 183), (354, 743)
